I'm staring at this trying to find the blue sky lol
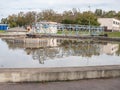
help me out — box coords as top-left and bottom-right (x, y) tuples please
(0, 0), (120, 20)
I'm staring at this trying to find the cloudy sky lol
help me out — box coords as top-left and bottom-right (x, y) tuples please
(0, 0), (120, 20)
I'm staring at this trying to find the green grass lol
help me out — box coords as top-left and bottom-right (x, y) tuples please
(57, 30), (120, 37)
(105, 32), (120, 37)
(57, 30), (90, 35)
(0, 30), (6, 33)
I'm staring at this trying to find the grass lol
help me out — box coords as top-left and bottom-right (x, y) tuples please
(57, 30), (90, 35)
(0, 30), (6, 33)
(57, 30), (120, 37)
(105, 32), (120, 37)
(1, 29), (120, 37)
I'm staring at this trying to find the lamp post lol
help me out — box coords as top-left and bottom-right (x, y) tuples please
(34, 13), (37, 34)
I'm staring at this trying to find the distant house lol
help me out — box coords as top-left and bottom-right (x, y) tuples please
(0, 24), (8, 30)
(98, 18), (120, 32)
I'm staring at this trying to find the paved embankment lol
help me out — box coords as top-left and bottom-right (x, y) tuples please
(0, 34), (25, 37)
(0, 78), (120, 90)
(96, 36), (120, 42)
(1, 34), (120, 42)
(0, 65), (120, 83)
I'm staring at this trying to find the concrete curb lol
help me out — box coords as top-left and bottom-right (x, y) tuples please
(1, 34), (120, 42)
(0, 65), (120, 83)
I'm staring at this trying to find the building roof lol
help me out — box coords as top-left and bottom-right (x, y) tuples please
(37, 21), (57, 24)
(98, 18), (120, 21)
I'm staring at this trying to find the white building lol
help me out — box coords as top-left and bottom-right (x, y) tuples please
(98, 18), (120, 32)
(27, 21), (58, 34)
(35, 21), (58, 34)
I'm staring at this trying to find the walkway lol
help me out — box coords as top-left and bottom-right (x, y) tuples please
(0, 78), (120, 90)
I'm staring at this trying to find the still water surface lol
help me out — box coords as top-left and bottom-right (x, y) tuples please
(0, 38), (120, 68)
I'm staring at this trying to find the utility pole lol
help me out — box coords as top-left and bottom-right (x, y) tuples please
(88, 5), (91, 34)
(35, 14), (37, 25)
(34, 13), (37, 33)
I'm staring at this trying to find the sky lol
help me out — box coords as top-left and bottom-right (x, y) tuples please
(0, 0), (120, 20)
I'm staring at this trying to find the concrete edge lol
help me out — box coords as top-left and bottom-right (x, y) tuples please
(0, 65), (120, 83)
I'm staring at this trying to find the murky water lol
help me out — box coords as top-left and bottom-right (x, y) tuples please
(0, 38), (120, 68)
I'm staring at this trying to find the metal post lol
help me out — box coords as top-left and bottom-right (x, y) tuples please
(34, 13), (38, 34)
(88, 5), (91, 35)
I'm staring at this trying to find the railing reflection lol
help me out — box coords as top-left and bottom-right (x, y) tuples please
(2, 38), (120, 64)
(24, 40), (112, 64)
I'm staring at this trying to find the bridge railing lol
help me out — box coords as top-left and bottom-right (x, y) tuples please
(31, 23), (105, 36)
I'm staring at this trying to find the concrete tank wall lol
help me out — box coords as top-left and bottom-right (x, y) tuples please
(0, 65), (120, 83)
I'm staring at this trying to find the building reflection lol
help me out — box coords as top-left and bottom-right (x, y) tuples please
(2, 38), (120, 64)
(100, 43), (119, 55)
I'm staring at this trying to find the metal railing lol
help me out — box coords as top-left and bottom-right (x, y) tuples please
(30, 23), (105, 36)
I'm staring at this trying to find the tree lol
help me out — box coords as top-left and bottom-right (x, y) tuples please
(7, 14), (18, 27)
(38, 9), (57, 22)
(16, 12), (26, 27)
(1, 9), (120, 28)
(95, 9), (103, 17)
(25, 11), (36, 25)
(80, 11), (100, 26)
(116, 11), (120, 20)
(1, 18), (8, 24)
(104, 10), (116, 18)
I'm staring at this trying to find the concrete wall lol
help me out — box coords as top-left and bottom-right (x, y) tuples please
(98, 18), (113, 30)
(0, 65), (120, 83)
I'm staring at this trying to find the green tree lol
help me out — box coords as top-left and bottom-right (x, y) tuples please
(16, 12), (26, 27)
(38, 9), (57, 22)
(7, 14), (18, 27)
(116, 11), (120, 20)
(1, 18), (8, 24)
(25, 11), (36, 25)
(80, 11), (100, 26)
(95, 9), (103, 17)
(104, 10), (116, 18)
(2, 9), (120, 28)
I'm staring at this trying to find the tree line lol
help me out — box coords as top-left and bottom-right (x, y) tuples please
(1, 8), (120, 28)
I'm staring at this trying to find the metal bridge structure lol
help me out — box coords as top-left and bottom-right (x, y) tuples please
(29, 22), (105, 37)
(57, 24), (104, 36)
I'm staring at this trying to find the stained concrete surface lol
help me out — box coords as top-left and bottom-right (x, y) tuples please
(0, 65), (120, 83)
(0, 78), (120, 90)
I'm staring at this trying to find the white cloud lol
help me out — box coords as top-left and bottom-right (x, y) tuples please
(0, 0), (120, 20)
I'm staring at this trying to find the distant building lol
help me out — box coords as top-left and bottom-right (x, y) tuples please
(0, 24), (8, 30)
(7, 27), (27, 34)
(29, 21), (58, 34)
(98, 18), (120, 32)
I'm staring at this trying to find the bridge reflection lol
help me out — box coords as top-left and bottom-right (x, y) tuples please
(2, 38), (120, 64)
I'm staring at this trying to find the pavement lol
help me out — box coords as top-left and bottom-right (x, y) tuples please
(0, 78), (120, 90)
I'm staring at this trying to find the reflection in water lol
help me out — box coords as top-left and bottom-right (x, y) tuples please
(116, 44), (120, 56)
(2, 38), (120, 64)
(100, 43), (119, 55)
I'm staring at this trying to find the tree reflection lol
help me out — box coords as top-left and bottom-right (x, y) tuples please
(24, 40), (102, 64)
(2, 38), (120, 64)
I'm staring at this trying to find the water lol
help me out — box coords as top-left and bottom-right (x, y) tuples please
(0, 38), (120, 68)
